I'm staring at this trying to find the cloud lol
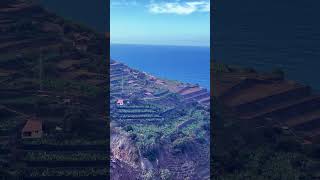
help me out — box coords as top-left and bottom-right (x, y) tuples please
(111, 0), (138, 7)
(148, 1), (210, 15)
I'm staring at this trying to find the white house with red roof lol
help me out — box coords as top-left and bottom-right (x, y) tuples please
(21, 118), (43, 139)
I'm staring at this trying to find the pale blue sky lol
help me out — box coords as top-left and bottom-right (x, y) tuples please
(111, 0), (210, 46)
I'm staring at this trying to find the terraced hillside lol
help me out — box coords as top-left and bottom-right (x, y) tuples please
(215, 66), (320, 144)
(110, 60), (210, 179)
(212, 65), (320, 179)
(114, 104), (164, 124)
(0, 0), (108, 178)
(110, 60), (210, 107)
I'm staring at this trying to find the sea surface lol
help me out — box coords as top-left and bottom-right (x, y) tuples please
(214, 0), (320, 90)
(111, 44), (210, 89)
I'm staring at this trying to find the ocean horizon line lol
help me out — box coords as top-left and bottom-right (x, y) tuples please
(110, 42), (210, 48)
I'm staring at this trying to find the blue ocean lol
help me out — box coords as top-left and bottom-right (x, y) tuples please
(111, 44), (210, 89)
(214, 0), (320, 90)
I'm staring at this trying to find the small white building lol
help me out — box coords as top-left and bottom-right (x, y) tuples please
(116, 99), (124, 106)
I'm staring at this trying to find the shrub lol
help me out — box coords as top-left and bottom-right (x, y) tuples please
(124, 125), (133, 132)
(141, 170), (155, 180)
(142, 143), (158, 162)
(172, 137), (194, 154)
(160, 169), (171, 180)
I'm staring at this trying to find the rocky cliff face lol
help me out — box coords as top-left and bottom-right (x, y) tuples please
(111, 127), (142, 179)
(111, 127), (141, 169)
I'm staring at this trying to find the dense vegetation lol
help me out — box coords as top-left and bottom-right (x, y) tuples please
(119, 102), (210, 162)
(211, 100), (320, 179)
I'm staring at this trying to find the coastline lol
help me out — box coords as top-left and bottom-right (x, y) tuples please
(111, 44), (210, 89)
(111, 59), (210, 93)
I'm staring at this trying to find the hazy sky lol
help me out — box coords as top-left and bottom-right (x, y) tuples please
(111, 0), (210, 46)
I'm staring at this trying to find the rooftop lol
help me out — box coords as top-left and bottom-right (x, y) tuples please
(22, 118), (42, 132)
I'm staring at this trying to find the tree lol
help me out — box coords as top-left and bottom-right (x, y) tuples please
(142, 170), (155, 180)
(172, 137), (194, 154)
